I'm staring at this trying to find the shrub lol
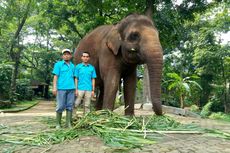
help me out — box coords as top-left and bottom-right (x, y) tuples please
(0, 100), (11, 108)
(16, 79), (33, 101)
(209, 112), (230, 122)
(209, 96), (224, 112)
(162, 93), (179, 107)
(190, 104), (200, 113)
(209, 112), (223, 119)
(200, 101), (213, 118)
(0, 63), (13, 99)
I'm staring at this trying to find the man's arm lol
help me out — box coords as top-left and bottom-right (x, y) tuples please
(52, 75), (58, 96)
(75, 77), (78, 96)
(91, 78), (95, 96)
(91, 66), (97, 96)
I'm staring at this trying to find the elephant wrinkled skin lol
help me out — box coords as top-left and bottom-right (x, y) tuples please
(74, 13), (163, 115)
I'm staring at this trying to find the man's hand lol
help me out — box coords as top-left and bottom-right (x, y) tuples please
(52, 89), (57, 96)
(91, 91), (95, 97)
(52, 75), (58, 96)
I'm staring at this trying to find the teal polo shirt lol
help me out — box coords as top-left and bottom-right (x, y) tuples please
(75, 63), (97, 91)
(52, 60), (75, 90)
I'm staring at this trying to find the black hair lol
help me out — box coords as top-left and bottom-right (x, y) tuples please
(82, 51), (90, 57)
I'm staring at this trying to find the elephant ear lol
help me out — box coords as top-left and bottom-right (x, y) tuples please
(106, 27), (121, 55)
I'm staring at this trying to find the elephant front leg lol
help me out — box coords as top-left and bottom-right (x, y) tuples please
(123, 69), (137, 116)
(102, 71), (120, 110)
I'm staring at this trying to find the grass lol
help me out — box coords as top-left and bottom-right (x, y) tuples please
(204, 129), (230, 140)
(209, 112), (230, 122)
(0, 100), (38, 112)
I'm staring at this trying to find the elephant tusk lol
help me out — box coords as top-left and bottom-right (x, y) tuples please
(131, 48), (136, 51)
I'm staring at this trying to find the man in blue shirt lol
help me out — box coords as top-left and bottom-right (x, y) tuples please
(52, 49), (75, 129)
(75, 51), (96, 115)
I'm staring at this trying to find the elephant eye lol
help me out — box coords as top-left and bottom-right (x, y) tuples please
(127, 32), (140, 42)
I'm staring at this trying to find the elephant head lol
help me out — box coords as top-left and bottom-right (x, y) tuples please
(106, 14), (163, 115)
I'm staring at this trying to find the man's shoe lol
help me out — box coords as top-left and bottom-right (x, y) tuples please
(56, 112), (62, 129)
(66, 111), (72, 128)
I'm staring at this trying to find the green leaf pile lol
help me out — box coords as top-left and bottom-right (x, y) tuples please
(3, 110), (229, 149)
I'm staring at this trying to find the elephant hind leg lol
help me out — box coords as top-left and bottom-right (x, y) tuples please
(95, 86), (104, 110)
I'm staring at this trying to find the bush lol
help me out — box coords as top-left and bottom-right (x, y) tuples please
(0, 63), (13, 99)
(190, 104), (200, 113)
(0, 100), (11, 108)
(200, 101), (213, 118)
(162, 93), (179, 107)
(209, 112), (230, 122)
(16, 79), (33, 101)
(209, 96), (225, 112)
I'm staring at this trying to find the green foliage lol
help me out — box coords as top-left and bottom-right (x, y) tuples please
(200, 101), (213, 118)
(204, 129), (230, 140)
(0, 62), (13, 99)
(164, 72), (202, 108)
(209, 112), (230, 122)
(28, 110), (201, 148)
(0, 100), (11, 109)
(16, 79), (33, 101)
(3, 110), (230, 150)
(190, 105), (200, 113)
(209, 94), (225, 112)
(162, 93), (179, 107)
(224, 56), (230, 77)
(0, 0), (228, 112)
(114, 91), (123, 109)
(136, 79), (143, 103)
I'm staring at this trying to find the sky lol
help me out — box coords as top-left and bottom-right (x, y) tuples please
(219, 32), (230, 44)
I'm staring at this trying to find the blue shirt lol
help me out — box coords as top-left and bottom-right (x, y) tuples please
(75, 63), (97, 91)
(52, 60), (75, 90)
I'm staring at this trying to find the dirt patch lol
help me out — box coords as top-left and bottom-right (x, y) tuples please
(1, 101), (230, 153)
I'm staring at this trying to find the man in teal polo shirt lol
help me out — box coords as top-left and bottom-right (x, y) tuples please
(52, 48), (75, 129)
(75, 51), (96, 115)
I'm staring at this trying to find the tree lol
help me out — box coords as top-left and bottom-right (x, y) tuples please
(191, 1), (230, 112)
(166, 73), (202, 108)
(0, 0), (34, 102)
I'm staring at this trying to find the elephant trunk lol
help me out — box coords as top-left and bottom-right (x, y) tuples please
(146, 50), (163, 115)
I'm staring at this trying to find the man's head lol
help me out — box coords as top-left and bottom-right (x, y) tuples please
(61, 49), (72, 62)
(81, 51), (90, 64)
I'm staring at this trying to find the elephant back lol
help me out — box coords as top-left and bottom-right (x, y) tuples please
(74, 25), (112, 64)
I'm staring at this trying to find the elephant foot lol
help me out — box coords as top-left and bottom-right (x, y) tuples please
(125, 110), (134, 116)
(56, 125), (61, 129)
(152, 106), (162, 115)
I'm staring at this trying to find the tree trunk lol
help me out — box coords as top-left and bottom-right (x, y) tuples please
(180, 94), (184, 108)
(9, 65), (17, 103)
(9, 47), (22, 102)
(9, 0), (32, 102)
(145, 0), (153, 18)
(221, 60), (230, 113)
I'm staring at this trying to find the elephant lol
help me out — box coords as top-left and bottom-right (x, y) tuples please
(74, 13), (163, 115)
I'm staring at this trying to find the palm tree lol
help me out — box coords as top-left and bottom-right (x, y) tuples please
(166, 73), (202, 108)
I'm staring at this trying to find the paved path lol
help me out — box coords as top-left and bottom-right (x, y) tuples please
(1, 100), (230, 153)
